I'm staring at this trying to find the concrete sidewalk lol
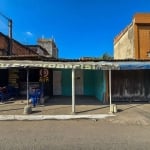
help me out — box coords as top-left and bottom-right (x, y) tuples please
(0, 96), (115, 120)
(0, 100), (114, 120)
(0, 99), (110, 115)
(0, 96), (111, 116)
(1, 97), (150, 125)
(0, 98), (115, 120)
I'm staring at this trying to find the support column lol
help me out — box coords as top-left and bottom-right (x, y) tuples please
(27, 68), (29, 105)
(72, 69), (75, 114)
(109, 69), (112, 112)
(24, 68), (32, 114)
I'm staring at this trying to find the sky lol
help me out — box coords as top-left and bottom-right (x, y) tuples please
(0, 0), (150, 59)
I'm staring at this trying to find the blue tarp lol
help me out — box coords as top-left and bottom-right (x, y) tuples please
(118, 62), (150, 70)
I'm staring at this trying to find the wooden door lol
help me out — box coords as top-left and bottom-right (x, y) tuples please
(75, 70), (83, 95)
(53, 71), (62, 95)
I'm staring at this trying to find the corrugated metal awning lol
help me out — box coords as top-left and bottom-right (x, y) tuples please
(3, 59), (150, 70)
(0, 60), (119, 70)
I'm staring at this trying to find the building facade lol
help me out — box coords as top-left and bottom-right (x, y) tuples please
(114, 13), (150, 60)
(38, 38), (58, 58)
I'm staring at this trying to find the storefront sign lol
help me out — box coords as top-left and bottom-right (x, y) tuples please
(39, 69), (49, 82)
(0, 61), (119, 70)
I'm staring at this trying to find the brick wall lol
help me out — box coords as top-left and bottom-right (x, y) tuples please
(12, 40), (36, 55)
(0, 32), (37, 56)
(0, 33), (9, 51)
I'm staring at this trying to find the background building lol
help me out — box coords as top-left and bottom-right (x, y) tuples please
(0, 32), (59, 58)
(27, 45), (49, 56)
(114, 13), (150, 60)
(38, 38), (58, 58)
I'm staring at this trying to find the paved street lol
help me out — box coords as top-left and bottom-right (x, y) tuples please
(0, 97), (150, 149)
(0, 120), (150, 150)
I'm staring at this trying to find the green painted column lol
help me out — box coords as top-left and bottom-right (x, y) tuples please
(62, 69), (72, 96)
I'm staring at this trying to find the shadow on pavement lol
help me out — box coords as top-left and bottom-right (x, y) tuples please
(77, 106), (109, 114)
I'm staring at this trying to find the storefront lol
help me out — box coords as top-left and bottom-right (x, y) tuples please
(0, 58), (118, 113)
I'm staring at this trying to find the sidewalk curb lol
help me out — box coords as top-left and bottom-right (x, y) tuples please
(0, 114), (115, 121)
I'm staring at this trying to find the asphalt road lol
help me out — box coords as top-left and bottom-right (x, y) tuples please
(0, 120), (150, 150)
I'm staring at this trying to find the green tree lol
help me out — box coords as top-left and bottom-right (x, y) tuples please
(100, 53), (113, 60)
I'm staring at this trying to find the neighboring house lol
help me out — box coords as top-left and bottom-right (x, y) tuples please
(38, 38), (58, 58)
(0, 32), (38, 56)
(112, 13), (150, 102)
(114, 13), (150, 60)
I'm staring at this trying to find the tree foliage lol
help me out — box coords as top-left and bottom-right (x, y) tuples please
(100, 53), (113, 60)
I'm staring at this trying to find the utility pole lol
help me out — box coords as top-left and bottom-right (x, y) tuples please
(0, 12), (12, 55)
